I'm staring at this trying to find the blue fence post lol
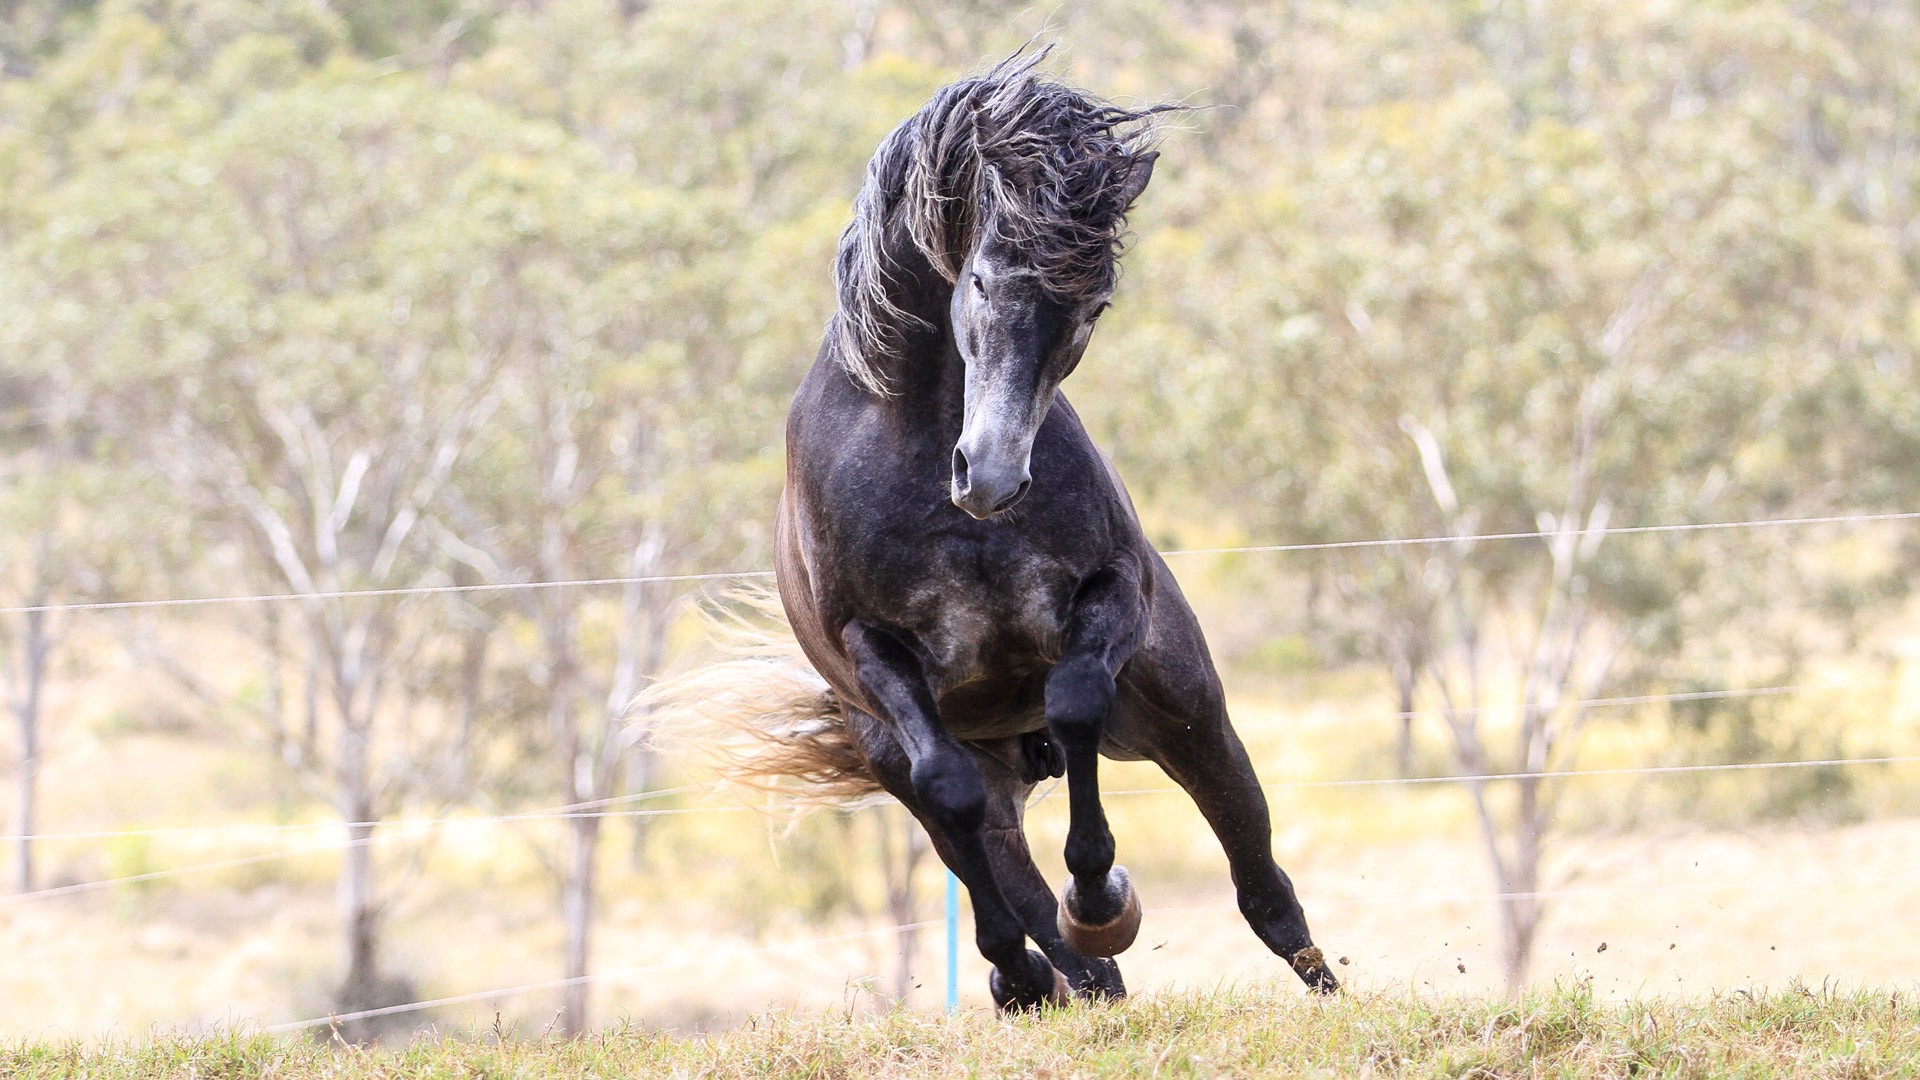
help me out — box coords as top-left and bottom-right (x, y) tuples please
(944, 869), (960, 1013)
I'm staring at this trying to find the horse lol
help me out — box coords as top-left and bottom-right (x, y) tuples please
(662, 48), (1338, 1010)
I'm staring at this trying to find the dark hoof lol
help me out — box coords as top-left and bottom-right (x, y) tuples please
(1291, 946), (1340, 994)
(1017, 730), (1065, 784)
(989, 949), (1071, 1013)
(1058, 866), (1142, 958)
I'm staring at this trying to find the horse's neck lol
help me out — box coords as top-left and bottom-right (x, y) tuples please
(870, 223), (964, 430)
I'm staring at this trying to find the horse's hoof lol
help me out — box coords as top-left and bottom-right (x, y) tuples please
(1058, 866), (1142, 958)
(1291, 945), (1340, 994)
(990, 949), (1071, 1013)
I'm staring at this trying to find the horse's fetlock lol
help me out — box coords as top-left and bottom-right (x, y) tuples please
(1064, 833), (1117, 880)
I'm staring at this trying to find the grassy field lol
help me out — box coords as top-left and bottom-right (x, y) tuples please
(5, 646), (1920, 1038)
(6, 593), (1920, 1043)
(6, 984), (1917, 1078)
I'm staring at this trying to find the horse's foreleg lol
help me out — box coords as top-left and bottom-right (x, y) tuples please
(1149, 711), (1339, 993)
(1047, 565), (1148, 958)
(859, 721), (1125, 1001)
(841, 620), (1066, 1011)
(975, 745), (1128, 999)
(985, 819), (1128, 998)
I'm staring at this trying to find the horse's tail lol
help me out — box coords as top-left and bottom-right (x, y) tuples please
(640, 586), (887, 805)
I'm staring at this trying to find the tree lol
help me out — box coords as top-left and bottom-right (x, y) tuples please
(6, 36), (694, 1021)
(1115, 0), (1904, 988)
(436, 0), (900, 1031)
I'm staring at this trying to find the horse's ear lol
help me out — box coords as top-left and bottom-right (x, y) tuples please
(1117, 151), (1158, 207)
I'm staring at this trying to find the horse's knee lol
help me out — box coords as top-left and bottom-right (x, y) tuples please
(1046, 657), (1114, 746)
(911, 753), (987, 835)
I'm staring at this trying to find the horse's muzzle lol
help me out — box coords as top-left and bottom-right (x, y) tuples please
(952, 444), (1031, 519)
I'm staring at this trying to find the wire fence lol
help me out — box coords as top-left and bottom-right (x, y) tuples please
(5, 673), (1910, 853)
(263, 918), (951, 1034)
(251, 866), (1920, 1034)
(3, 508), (1914, 617)
(3, 505), (1918, 1032)
(7, 736), (1914, 906)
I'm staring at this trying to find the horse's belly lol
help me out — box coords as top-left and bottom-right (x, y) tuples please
(937, 670), (1048, 740)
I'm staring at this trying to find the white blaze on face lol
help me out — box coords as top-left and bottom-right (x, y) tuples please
(959, 356), (1038, 468)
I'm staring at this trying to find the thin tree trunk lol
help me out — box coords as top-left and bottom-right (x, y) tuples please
(10, 607), (49, 894)
(301, 621), (321, 767)
(263, 599), (291, 768)
(336, 716), (384, 1016)
(625, 736), (660, 867)
(886, 814), (929, 1004)
(1498, 776), (1547, 993)
(454, 619), (489, 786)
(1393, 656), (1417, 777)
(560, 810), (601, 1036)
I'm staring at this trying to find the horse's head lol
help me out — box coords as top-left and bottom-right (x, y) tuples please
(947, 152), (1154, 519)
(828, 50), (1168, 518)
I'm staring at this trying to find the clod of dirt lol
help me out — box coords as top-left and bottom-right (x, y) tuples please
(1597, 942), (1609, 953)
(1456, 961), (1466, 974)
(1339, 957), (1350, 966)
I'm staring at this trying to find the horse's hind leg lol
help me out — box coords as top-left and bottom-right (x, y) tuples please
(841, 620), (1067, 1011)
(1142, 698), (1339, 992)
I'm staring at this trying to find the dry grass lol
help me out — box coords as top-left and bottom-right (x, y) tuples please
(6, 722), (1920, 1038)
(6, 983), (1917, 1078)
(7, 618), (1920, 1042)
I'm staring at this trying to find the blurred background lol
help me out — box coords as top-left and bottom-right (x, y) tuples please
(4, 0), (1920, 1044)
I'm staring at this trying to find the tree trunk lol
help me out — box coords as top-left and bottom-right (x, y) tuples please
(10, 608), (49, 894)
(878, 806), (930, 1004)
(342, 829), (380, 991)
(560, 810), (602, 1036)
(335, 718), (385, 1018)
(1498, 776), (1547, 993)
(1498, 890), (1543, 993)
(1393, 656), (1417, 777)
(453, 620), (489, 787)
(300, 622), (321, 768)
(263, 600), (290, 769)
(625, 737), (660, 867)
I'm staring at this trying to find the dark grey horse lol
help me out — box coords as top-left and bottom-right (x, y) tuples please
(705, 49), (1337, 1009)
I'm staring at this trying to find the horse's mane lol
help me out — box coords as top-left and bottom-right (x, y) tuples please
(831, 46), (1170, 395)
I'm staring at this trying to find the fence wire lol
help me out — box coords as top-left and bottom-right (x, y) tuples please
(4, 509), (1915, 617)
(7, 743), (1913, 905)
(255, 868), (1920, 1034)
(4, 504), (1918, 1032)
(263, 918), (949, 1033)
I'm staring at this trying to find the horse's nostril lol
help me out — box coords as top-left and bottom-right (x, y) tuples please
(992, 479), (1031, 514)
(951, 447), (971, 494)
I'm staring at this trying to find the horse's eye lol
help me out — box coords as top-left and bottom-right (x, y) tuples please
(1091, 302), (1111, 319)
(971, 274), (987, 298)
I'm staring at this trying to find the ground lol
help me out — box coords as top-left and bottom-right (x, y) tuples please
(7, 984), (1917, 1078)
(3, 606), (1918, 1043)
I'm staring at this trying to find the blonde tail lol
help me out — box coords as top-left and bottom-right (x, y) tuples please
(639, 586), (887, 805)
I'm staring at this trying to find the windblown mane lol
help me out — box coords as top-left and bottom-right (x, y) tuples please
(830, 46), (1171, 395)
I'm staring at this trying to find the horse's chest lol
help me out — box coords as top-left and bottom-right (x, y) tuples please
(897, 550), (1069, 685)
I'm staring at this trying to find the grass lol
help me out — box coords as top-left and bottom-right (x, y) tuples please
(7, 984), (1918, 1079)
